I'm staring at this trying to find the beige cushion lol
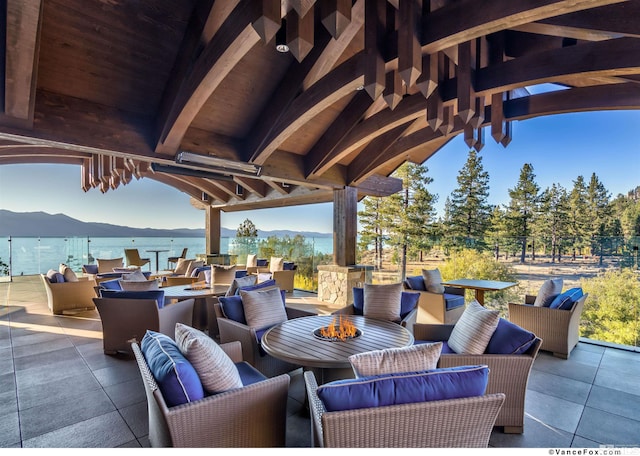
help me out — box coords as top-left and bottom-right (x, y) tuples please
(174, 323), (243, 394)
(349, 342), (443, 378)
(186, 260), (204, 277)
(422, 269), (445, 294)
(119, 280), (159, 291)
(448, 300), (500, 354)
(211, 264), (236, 285)
(226, 274), (258, 297)
(173, 258), (193, 275)
(269, 257), (284, 273)
(97, 258), (124, 273)
(534, 278), (564, 307)
(121, 269), (148, 282)
(363, 282), (402, 321)
(246, 254), (257, 268)
(240, 287), (287, 330)
(59, 264), (79, 282)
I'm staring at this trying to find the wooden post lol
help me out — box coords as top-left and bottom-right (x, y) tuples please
(205, 206), (221, 255)
(333, 186), (357, 267)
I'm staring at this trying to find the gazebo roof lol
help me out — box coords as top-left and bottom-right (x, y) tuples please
(1, 0), (639, 212)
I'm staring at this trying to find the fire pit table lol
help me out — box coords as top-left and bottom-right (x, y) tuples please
(261, 315), (414, 384)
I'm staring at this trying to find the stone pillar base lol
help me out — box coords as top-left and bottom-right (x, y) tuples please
(317, 264), (373, 307)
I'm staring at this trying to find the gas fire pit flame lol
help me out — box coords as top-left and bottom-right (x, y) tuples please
(313, 315), (361, 341)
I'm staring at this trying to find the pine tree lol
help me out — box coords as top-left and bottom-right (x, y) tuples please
(586, 173), (612, 263)
(505, 163), (540, 263)
(236, 218), (258, 237)
(567, 175), (590, 260)
(358, 197), (386, 269)
(447, 150), (493, 248)
(235, 218), (259, 259)
(538, 183), (569, 263)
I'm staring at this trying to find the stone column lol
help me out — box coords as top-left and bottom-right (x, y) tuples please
(317, 264), (373, 307)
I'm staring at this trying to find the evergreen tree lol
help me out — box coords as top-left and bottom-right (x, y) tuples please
(358, 197), (386, 269)
(447, 150), (493, 248)
(538, 183), (569, 262)
(235, 218), (259, 260)
(567, 175), (590, 260)
(236, 218), (258, 237)
(487, 206), (511, 260)
(586, 173), (612, 263)
(505, 163), (540, 263)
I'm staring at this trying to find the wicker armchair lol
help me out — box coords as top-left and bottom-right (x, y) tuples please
(131, 340), (290, 447)
(214, 300), (316, 377)
(413, 323), (541, 434)
(508, 293), (588, 359)
(407, 285), (466, 324)
(93, 297), (194, 355)
(41, 274), (97, 315)
(304, 370), (505, 448)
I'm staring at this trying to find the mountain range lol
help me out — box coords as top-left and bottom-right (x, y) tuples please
(0, 210), (332, 238)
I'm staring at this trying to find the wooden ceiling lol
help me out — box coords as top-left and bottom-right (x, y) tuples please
(1, 0), (639, 212)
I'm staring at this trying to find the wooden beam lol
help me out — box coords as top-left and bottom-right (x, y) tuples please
(4, 0), (43, 122)
(286, 8), (315, 62)
(333, 186), (358, 266)
(320, 0), (352, 39)
(491, 92), (506, 143)
(398, 0), (422, 88)
(363, 0), (386, 100)
(290, 0), (317, 18)
(383, 70), (403, 110)
(456, 41), (475, 123)
(251, 0), (281, 43)
(233, 176), (268, 198)
(416, 52), (438, 98)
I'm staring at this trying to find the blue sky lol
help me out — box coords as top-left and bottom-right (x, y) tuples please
(0, 109), (638, 234)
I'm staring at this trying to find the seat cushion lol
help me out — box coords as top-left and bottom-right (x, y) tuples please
(235, 361), (267, 386)
(422, 269), (445, 293)
(404, 275), (426, 291)
(174, 323), (243, 394)
(317, 365), (489, 412)
(444, 293), (465, 310)
(349, 342), (443, 378)
(140, 331), (204, 407)
(549, 287), (584, 310)
(534, 278), (563, 307)
(240, 287), (288, 330)
(485, 318), (537, 354)
(363, 282), (402, 321)
(448, 300), (500, 354)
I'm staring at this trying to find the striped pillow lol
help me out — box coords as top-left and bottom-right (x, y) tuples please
(174, 323), (242, 394)
(240, 287), (288, 330)
(448, 300), (500, 354)
(363, 282), (402, 321)
(349, 342), (443, 378)
(422, 269), (445, 293)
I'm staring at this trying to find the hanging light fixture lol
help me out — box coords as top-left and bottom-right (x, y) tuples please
(275, 19), (289, 53)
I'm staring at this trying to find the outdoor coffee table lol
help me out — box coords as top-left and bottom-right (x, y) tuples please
(161, 284), (228, 332)
(261, 315), (414, 384)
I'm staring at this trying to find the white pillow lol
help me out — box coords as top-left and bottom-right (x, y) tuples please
(226, 275), (258, 296)
(363, 282), (402, 321)
(349, 342), (443, 378)
(240, 287), (288, 330)
(59, 264), (79, 282)
(96, 257), (124, 273)
(448, 300), (500, 354)
(173, 258), (193, 275)
(175, 323), (243, 394)
(245, 254), (257, 268)
(211, 264), (237, 285)
(119, 280), (159, 291)
(422, 269), (445, 293)
(269, 257), (284, 273)
(185, 260), (204, 278)
(534, 279), (563, 307)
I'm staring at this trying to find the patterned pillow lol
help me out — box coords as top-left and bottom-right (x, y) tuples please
(211, 264), (237, 285)
(140, 330), (204, 407)
(59, 264), (79, 282)
(119, 280), (159, 291)
(349, 342), (443, 378)
(226, 274), (258, 297)
(534, 278), (563, 307)
(448, 300), (500, 354)
(239, 287), (288, 330)
(363, 282), (402, 321)
(174, 323), (243, 394)
(422, 269), (445, 293)
(173, 258), (193, 276)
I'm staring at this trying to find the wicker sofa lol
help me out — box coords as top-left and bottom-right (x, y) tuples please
(131, 340), (290, 447)
(40, 274), (97, 315)
(413, 323), (541, 434)
(509, 293), (588, 359)
(304, 370), (505, 447)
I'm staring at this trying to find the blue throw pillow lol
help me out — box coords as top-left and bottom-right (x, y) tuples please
(549, 288), (583, 310)
(317, 365), (489, 412)
(352, 287), (364, 315)
(190, 266), (209, 278)
(353, 287), (418, 319)
(404, 275), (426, 291)
(99, 289), (165, 308)
(283, 261), (296, 271)
(256, 258), (268, 267)
(46, 269), (65, 283)
(219, 295), (246, 324)
(99, 278), (122, 290)
(83, 264), (99, 275)
(485, 318), (537, 354)
(140, 330), (204, 407)
(235, 270), (248, 279)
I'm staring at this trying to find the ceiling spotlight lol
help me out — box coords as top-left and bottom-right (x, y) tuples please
(276, 19), (289, 53)
(356, 85), (365, 91)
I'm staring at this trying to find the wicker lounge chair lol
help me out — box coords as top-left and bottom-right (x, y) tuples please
(93, 296), (194, 355)
(413, 323), (541, 434)
(304, 370), (505, 448)
(131, 340), (289, 447)
(508, 293), (588, 359)
(41, 274), (97, 315)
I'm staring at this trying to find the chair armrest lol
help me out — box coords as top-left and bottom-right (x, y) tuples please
(331, 304), (356, 316)
(286, 306), (317, 319)
(524, 295), (536, 305)
(400, 307), (417, 331)
(444, 286), (465, 296)
(412, 323), (455, 341)
(217, 317), (259, 365)
(158, 298), (195, 336)
(219, 340), (243, 363)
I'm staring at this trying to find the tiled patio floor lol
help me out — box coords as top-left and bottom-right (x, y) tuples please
(1, 276), (639, 448)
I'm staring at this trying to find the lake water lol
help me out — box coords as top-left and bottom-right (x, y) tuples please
(0, 236), (334, 276)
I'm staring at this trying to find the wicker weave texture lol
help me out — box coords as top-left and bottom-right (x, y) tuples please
(41, 274), (97, 314)
(304, 371), (504, 448)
